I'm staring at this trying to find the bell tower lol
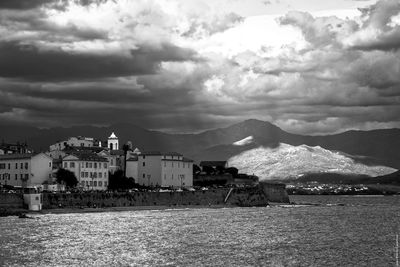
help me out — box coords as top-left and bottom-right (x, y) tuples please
(107, 132), (119, 150)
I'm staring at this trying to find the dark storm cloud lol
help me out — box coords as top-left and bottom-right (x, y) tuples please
(0, 0), (109, 10)
(0, 41), (197, 81)
(0, 0), (54, 10)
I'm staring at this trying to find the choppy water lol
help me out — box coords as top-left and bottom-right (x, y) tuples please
(1, 195), (399, 266)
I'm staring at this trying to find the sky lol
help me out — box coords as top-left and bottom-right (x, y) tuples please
(0, 0), (399, 135)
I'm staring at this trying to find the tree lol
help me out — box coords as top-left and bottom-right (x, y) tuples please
(56, 168), (78, 188)
(122, 143), (130, 178)
(108, 170), (136, 191)
(193, 164), (201, 175)
(225, 167), (239, 177)
(202, 165), (215, 175)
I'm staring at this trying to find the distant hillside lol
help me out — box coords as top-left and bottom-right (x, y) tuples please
(292, 170), (400, 185)
(1, 119), (399, 170)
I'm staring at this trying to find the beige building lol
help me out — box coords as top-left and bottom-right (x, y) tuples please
(126, 155), (139, 180)
(135, 152), (193, 188)
(62, 153), (109, 191)
(0, 153), (53, 187)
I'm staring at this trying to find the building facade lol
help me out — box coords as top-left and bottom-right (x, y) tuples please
(136, 152), (193, 188)
(62, 154), (109, 191)
(0, 153), (53, 187)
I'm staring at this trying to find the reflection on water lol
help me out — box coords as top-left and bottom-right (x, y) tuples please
(1, 196), (399, 266)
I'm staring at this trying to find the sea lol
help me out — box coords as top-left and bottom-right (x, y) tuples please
(1, 195), (399, 266)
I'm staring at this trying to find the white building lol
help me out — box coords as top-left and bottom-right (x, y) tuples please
(62, 153), (109, 191)
(107, 132), (119, 151)
(134, 152), (193, 188)
(0, 153), (53, 187)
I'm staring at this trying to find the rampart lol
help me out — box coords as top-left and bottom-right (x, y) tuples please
(260, 182), (290, 203)
(0, 184), (289, 213)
(0, 193), (23, 209)
(42, 187), (273, 209)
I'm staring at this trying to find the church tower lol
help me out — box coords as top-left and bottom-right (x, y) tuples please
(107, 132), (119, 150)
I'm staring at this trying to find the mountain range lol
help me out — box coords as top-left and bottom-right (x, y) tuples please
(1, 119), (399, 178)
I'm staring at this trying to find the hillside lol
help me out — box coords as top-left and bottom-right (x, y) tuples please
(227, 143), (395, 181)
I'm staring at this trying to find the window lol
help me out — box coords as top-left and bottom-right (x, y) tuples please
(110, 159), (114, 165)
(64, 162), (67, 168)
(86, 162), (89, 168)
(89, 163), (92, 168)
(81, 163), (84, 167)
(86, 181), (89, 186)
(90, 181), (93, 186)
(143, 155), (145, 159)
(143, 162), (145, 167)
(25, 174), (29, 180)
(7, 163), (10, 169)
(15, 174), (17, 180)
(81, 172), (84, 177)
(0, 163), (5, 169)
(49, 162), (52, 168)
(94, 181), (97, 187)
(81, 181), (85, 186)
(15, 163), (18, 169)
(99, 172), (102, 178)
(25, 162), (28, 169)
(104, 163), (107, 168)
(93, 172), (97, 178)
(99, 181), (102, 187)
(104, 172), (107, 178)
(94, 162), (97, 169)
(104, 181), (107, 187)
(85, 172), (88, 177)
(143, 173), (145, 178)
(20, 174), (23, 179)
(70, 162), (75, 168)
(20, 163), (23, 169)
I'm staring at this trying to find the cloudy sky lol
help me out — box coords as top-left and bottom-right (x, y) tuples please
(0, 0), (399, 134)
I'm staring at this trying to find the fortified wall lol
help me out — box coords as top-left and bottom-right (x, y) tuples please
(42, 187), (273, 209)
(260, 182), (290, 203)
(0, 193), (23, 209)
(0, 184), (289, 213)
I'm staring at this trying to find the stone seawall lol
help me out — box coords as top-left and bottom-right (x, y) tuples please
(0, 193), (24, 209)
(260, 182), (290, 203)
(43, 187), (271, 209)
